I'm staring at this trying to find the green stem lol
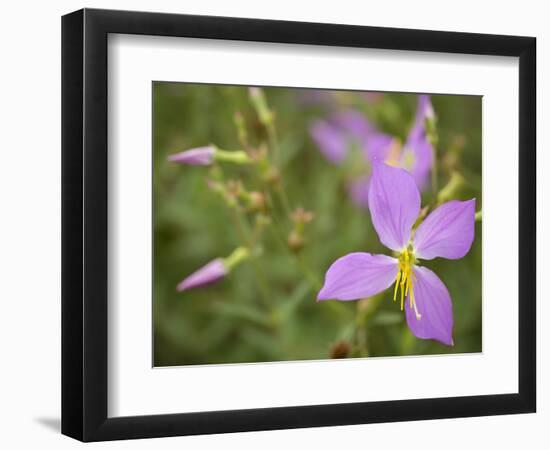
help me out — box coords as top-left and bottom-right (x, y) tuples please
(214, 148), (252, 165)
(267, 125), (293, 218)
(267, 211), (320, 292)
(437, 171), (465, 205)
(249, 91), (320, 296)
(427, 119), (439, 204)
(251, 260), (272, 308)
(228, 207), (252, 243)
(227, 205), (271, 307)
(296, 253), (322, 291)
(276, 188), (293, 218)
(267, 124), (281, 169)
(223, 247), (250, 270)
(352, 294), (384, 357)
(431, 145), (438, 203)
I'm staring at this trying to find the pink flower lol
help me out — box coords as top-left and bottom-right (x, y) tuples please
(310, 95), (436, 207)
(317, 163), (476, 346)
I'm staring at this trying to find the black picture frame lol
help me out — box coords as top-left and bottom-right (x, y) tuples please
(62, 8), (536, 442)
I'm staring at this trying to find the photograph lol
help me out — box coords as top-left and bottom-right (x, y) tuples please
(153, 83), (482, 367)
(0, 1), (542, 446)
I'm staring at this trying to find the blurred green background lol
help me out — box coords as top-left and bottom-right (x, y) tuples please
(153, 83), (482, 367)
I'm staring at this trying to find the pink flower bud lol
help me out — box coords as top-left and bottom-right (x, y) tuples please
(168, 146), (215, 166)
(176, 259), (227, 292)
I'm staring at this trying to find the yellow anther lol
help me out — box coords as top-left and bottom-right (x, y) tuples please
(393, 248), (421, 320)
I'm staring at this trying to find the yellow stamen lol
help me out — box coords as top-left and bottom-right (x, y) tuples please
(393, 271), (401, 302)
(401, 276), (405, 311)
(392, 247), (421, 320)
(408, 273), (413, 308)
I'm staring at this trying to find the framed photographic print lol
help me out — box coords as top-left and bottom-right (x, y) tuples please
(61, 8), (536, 442)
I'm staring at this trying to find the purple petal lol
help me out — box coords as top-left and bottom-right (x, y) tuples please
(405, 266), (454, 346)
(413, 199), (476, 260)
(401, 122), (433, 190)
(317, 253), (398, 301)
(415, 94), (434, 124)
(332, 110), (374, 139)
(348, 176), (371, 209)
(168, 146), (215, 166)
(177, 258), (227, 292)
(365, 132), (395, 162)
(309, 120), (347, 164)
(368, 162), (421, 252)
(332, 110), (394, 163)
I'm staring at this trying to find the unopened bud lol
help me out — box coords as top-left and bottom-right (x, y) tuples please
(249, 146), (267, 161)
(291, 207), (314, 226)
(168, 145), (215, 166)
(247, 191), (266, 212)
(419, 95), (435, 121)
(287, 230), (305, 252)
(264, 167), (281, 185)
(176, 258), (227, 292)
(330, 340), (351, 359)
(291, 207), (314, 235)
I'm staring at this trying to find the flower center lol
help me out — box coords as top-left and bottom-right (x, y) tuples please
(393, 248), (422, 320)
(384, 139), (402, 167)
(401, 147), (416, 170)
